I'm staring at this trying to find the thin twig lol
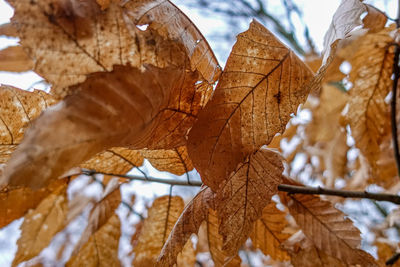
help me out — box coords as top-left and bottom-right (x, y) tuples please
(386, 252), (400, 266)
(81, 169), (203, 187)
(278, 184), (400, 205)
(391, 43), (400, 178)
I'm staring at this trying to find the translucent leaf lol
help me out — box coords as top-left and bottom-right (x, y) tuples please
(250, 202), (290, 261)
(9, 0), (220, 96)
(216, 148), (283, 254)
(12, 183), (68, 266)
(188, 20), (312, 190)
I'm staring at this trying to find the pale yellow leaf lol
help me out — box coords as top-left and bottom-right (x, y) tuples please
(322, 0), (367, 63)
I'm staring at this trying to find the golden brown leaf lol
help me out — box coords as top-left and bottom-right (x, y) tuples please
(363, 5), (388, 33)
(207, 209), (242, 267)
(0, 23), (18, 37)
(133, 195), (185, 266)
(250, 202), (290, 261)
(66, 214), (121, 267)
(0, 178), (68, 228)
(158, 186), (215, 266)
(140, 146), (193, 176)
(283, 231), (347, 267)
(12, 183), (68, 267)
(0, 46), (33, 72)
(81, 148), (144, 174)
(306, 85), (348, 143)
(376, 241), (400, 267)
(216, 148), (283, 254)
(9, 0), (220, 96)
(187, 20), (312, 190)
(1, 61), (202, 189)
(346, 27), (394, 175)
(280, 179), (377, 266)
(122, 0), (221, 84)
(70, 186), (121, 256)
(0, 85), (57, 163)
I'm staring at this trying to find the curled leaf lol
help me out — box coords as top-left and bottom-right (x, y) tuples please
(158, 186), (215, 267)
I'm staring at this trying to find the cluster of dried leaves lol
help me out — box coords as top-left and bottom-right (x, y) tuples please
(0, 0), (399, 266)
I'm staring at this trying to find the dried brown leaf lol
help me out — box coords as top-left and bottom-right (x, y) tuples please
(376, 241), (400, 267)
(81, 148), (144, 174)
(9, 0), (220, 96)
(306, 85), (348, 143)
(0, 85), (57, 163)
(207, 209), (242, 267)
(216, 148), (283, 254)
(346, 27), (394, 175)
(122, 0), (221, 84)
(12, 183), (68, 267)
(158, 186), (215, 266)
(0, 178), (68, 228)
(70, 186), (121, 256)
(363, 5), (388, 33)
(280, 179), (378, 266)
(0, 46), (33, 72)
(250, 202), (290, 261)
(140, 146), (193, 176)
(66, 214), (121, 267)
(1, 61), (202, 189)
(322, 0), (366, 62)
(133, 195), (185, 266)
(0, 23), (18, 37)
(188, 20), (312, 190)
(283, 231), (347, 267)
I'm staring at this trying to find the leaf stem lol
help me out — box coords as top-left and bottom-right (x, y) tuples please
(277, 184), (400, 205)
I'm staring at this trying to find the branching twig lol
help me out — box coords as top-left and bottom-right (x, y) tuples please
(278, 184), (400, 205)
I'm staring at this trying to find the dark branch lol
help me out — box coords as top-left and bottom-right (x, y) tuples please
(386, 252), (400, 266)
(278, 184), (400, 205)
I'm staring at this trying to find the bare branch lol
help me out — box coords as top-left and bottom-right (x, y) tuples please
(81, 169), (203, 187)
(278, 184), (400, 205)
